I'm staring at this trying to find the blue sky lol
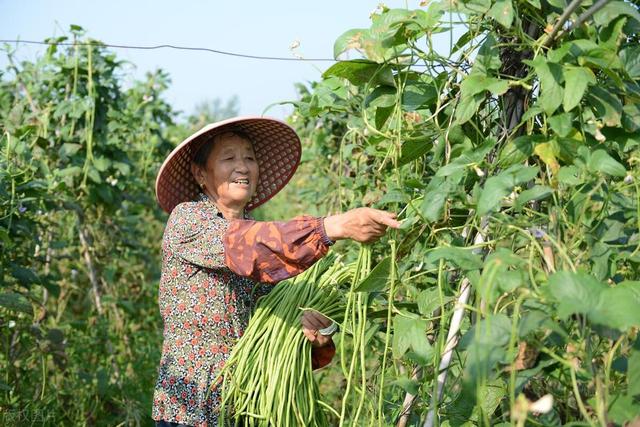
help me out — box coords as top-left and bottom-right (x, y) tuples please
(1, 0), (449, 119)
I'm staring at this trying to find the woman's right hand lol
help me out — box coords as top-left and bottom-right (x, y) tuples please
(323, 208), (400, 244)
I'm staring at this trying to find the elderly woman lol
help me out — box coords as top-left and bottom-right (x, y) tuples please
(151, 117), (399, 426)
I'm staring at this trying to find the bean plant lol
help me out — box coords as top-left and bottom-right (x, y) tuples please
(0, 26), (222, 425)
(281, 0), (640, 425)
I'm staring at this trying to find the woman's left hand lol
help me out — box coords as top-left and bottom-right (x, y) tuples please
(301, 310), (334, 347)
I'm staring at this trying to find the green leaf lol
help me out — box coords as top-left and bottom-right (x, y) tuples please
(548, 271), (605, 319)
(399, 136), (434, 166)
(620, 46), (640, 79)
(402, 79), (438, 111)
(390, 377), (420, 395)
(607, 393), (640, 424)
(420, 176), (449, 222)
(548, 112), (574, 137)
(563, 66), (595, 112)
(417, 288), (447, 316)
(93, 156), (111, 172)
(488, 0), (514, 28)
(591, 281), (640, 331)
(515, 185), (553, 211)
(354, 257), (392, 292)
(497, 135), (541, 168)
(0, 292), (33, 315)
(59, 143), (82, 157)
(460, 314), (511, 385)
(622, 103), (640, 132)
(588, 149), (626, 177)
(366, 86), (396, 108)
(628, 338), (640, 397)
(322, 60), (394, 87)
(477, 165), (539, 215)
(525, 56), (563, 115)
(11, 265), (40, 286)
(455, 93), (484, 124)
(426, 247), (483, 270)
(473, 34), (502, 75)
(593, 0), (640, 27)
(461, 75), (509, 97)
(333, 28), (369, 59)
(393, 313), (429, 358)
(587, 86), (623, 127)
(456, 0), (492, 15)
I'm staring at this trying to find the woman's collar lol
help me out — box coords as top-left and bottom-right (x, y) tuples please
(196, 192), (250, 220)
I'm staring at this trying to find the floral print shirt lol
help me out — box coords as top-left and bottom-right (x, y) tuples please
(152, 193), (334, 426)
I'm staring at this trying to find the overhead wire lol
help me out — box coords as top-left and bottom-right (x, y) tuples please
(0, 39), (337, 62)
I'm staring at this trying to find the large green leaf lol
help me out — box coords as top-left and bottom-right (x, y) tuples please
(549, 273), (640, 331)
(399, 135), (434, 166)
(393, 313), (430, 358)
(322, 60), (395, 87)
(455, 92), (484, 124)
(548, 271), (605, 319)
(426, 246), (483, 270)
(477, 165), (539, 215)
(628, 338), (640, 397)
(488, 0), (514, 28)
(563, 66), (595, 112)
(473, 34), (502, 75)
(460, 75), (509, 97)
(354, 257), (392, 292)
(587, 149), (626, 177)
(525, 56), (564, 115)
(333, 28), (369, 59)
(587, 86), (623, 127)
(593, 0), (640, 27)
(460, 314), (511, 385)
(0, 292), (33, 315)
(620, 46), (640, 79)
(515, 185), (553, 211)
(591, 281), (640, 331)
(420, 176), (450, 222)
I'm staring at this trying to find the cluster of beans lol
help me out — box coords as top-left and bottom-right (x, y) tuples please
(217, 254), (353, 426)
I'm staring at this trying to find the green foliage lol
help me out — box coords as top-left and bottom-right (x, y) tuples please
(0, 28), (180, 426)
(283, 0), (640, 425)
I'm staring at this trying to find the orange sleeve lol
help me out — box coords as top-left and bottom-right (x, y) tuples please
(311, 340), (336, 370)
(222, 216), (334, 283)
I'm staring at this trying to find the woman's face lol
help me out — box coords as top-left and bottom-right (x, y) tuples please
(193, 134), (259, 210)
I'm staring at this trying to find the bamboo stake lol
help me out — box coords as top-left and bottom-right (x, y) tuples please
(423, 231), (486, 427)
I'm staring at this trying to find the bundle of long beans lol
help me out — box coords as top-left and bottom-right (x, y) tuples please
(217, 253), (352, 426)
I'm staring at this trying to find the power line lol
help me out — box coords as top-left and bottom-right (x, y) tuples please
(0, 39), (337, 62)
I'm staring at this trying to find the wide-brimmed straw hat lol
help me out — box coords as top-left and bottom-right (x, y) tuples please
(155, 116), (301, 213)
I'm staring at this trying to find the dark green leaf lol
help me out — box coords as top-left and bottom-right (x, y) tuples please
(322, 60), (395, 87)
(399, 136), (434, 166)
(593, 0), (640, 27)
(473, 34), (502, 75)
(0, 292), (33, 315)
(460, 314), (511, 385)
(563, 66), (595, 112)
(587, 86), (623, 127)
(548, 271), (605, 319)
(354, 257), (392, 292)
(588, 149), (626, 177)
(515, 185), (552, 210)
(628, 338), (640, 397)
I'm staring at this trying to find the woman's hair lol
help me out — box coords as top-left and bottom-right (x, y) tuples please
(191, 129), (253, 167)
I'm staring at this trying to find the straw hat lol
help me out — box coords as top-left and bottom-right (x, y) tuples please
(155, 116), (301, 213)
